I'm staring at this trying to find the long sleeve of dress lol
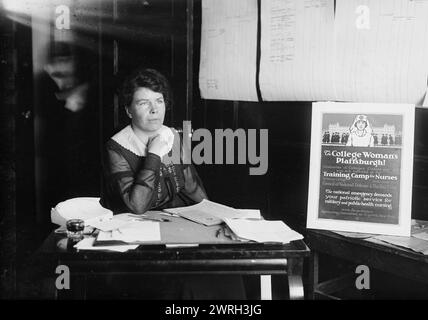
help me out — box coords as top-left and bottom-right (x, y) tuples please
(105, 148), (161, 214)
(180, 164), (208, 204)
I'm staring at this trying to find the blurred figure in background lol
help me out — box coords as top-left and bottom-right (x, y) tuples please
(41, 41), (101, 208)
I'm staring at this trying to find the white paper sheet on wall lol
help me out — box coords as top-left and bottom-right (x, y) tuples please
(199, 0), (259, 101)
(333, 0), (428, 105)
(259, 0), (336, 101)
(199, 0), (428, 104)
(259, 0), (428, 104)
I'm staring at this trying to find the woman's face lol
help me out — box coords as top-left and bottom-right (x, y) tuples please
(126, 87), (166, 133)
(356, 120), (367, 130)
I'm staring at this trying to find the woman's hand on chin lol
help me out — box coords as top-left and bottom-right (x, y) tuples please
(148, 134), (170, 157)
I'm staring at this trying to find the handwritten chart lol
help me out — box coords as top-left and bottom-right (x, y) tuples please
(199, 0), (259, 101)
(199, 0), (428, 105)
(334, 0), (428, 104)
(259, 0), (336, 101)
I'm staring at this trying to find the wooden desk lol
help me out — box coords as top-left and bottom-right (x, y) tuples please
(37, 217), (310, 300)
(306, 229), (428, 299)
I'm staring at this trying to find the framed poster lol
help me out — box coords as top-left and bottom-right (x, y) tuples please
(307, 102), (415, 236)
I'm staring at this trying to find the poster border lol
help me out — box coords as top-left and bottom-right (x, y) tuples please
(307, 102), (414, 236)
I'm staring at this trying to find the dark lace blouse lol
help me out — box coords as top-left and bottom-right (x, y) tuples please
(100, 128), (207, 214)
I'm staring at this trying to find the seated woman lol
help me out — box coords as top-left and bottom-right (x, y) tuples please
(100, 68), (207, 214)
(99, 68), (245, 299)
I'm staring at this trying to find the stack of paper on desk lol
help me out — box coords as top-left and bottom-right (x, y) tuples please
(369, 220), (428, 255)
(86, 212), (169, 232)
(332, 220), (428, 255)
(371, 235), (428, 255)
(223, 218), (303, 244)
(73, 217), (161, 251)
(235, 209), (261, 219)
(163, 199), (262, 226)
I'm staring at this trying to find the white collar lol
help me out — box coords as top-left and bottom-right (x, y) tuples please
(111, 124), (174, 157)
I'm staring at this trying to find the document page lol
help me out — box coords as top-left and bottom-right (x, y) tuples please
(96, 221), (161, 243)
(86, 216), (131, 232)
(164, 199), (258, 226)
(334, 0), (428, 104)
(199, 0), (259, 101)
(259, 0), (336, 101)
(235, 209), (262, 219)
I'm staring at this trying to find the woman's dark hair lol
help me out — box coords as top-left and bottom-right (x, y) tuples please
(119, 68), (172, 110)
